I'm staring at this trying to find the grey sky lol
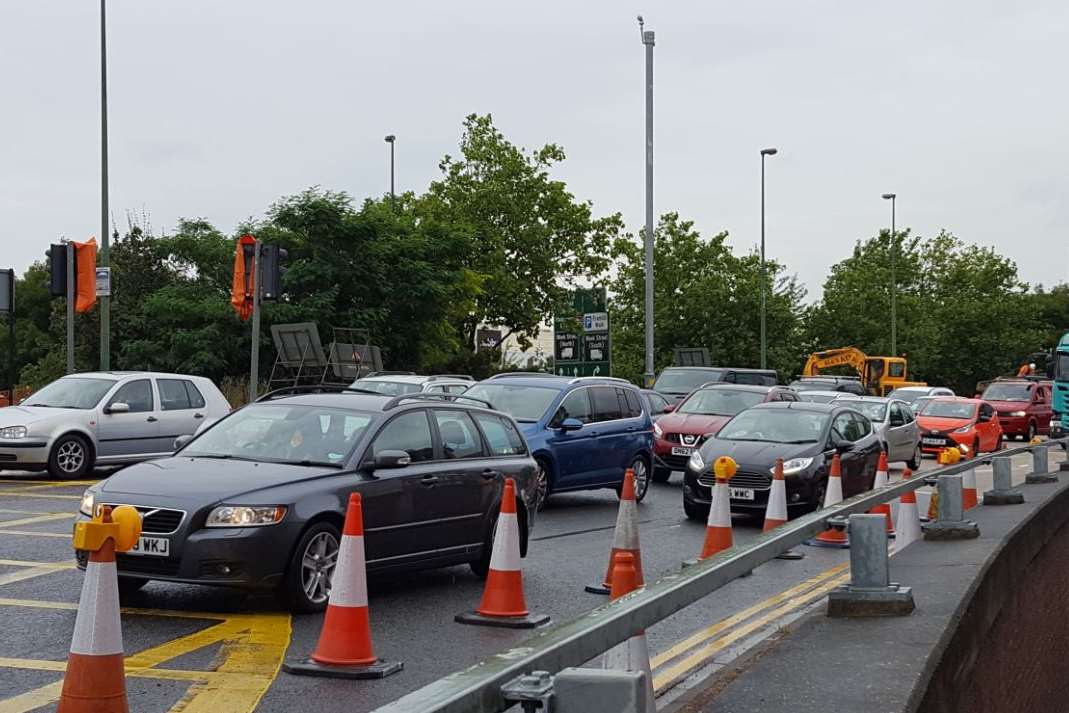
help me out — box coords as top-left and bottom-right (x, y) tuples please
(4, 1), (1068, 299)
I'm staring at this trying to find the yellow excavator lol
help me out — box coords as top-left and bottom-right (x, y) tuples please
(802, 347), (927, 396)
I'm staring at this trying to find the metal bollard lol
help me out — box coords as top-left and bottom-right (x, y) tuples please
(922, 474), (979, 540)
(983, 457), (1024, 505)
(827, 514), (914, 617)
(501, 668), (651, 713)
(1026, 445), (1057, 484)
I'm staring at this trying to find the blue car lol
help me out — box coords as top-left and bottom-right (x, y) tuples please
(464, 374), (654, 509)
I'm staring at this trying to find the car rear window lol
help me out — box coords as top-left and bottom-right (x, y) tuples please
(474, 414), (527, 456)
(462, 384), (559, 422)
(920, 401), (976, 419)
(982, 383), (1033, 401)
(654, 369), (723, 393)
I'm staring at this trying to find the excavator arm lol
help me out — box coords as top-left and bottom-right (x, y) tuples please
(802, 348), (870, 378)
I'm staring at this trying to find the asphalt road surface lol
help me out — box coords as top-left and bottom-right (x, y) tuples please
(0, 444), (1062, 712)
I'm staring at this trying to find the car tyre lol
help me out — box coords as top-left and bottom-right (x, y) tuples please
(279, 521), (341, 614)
(470, 510), (498, 579)
(533, 458), (552, 512)
(48, 434), (92, 480)
(651, 467), (672, 483)
(683, 497), (708, 522)
(617, 455), (651, 502)
(807, 478), (827, 512)
(117, 577), (148, 598)
(907, 444), (922, 471)
(1027, 422), (1037, 442)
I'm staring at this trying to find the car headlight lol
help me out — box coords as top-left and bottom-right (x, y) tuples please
(205, 505), (287, 527)
(688, 450), (706, 472)
(958, 444), (970, 454)
(775, 457), (814, 476)
(79, 491), (95, 517)
(0, 426), (27, 439)
(1010, 411), (1026, 418)
(953, 426), (972, 434)
(653, 422), (663, 438)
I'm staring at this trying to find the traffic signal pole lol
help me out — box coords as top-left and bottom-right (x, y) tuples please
(248, 241), (262, 404)
(66, 244), (75, 374)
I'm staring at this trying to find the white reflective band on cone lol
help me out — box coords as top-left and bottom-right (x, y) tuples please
(70, 561), (123, 656)
(489, 512), (521, 572)
(823, 472), (843, 508)
(603, 633), (656, 712)
(894, 501), (922, 551)
(611, 499), (640, 549)
(963, 468), (976, 489)
(765, 479), (788, 521)
(706, 482), (731, 528)
(329, 535), (368, 608)
(874, 468), (889, 488)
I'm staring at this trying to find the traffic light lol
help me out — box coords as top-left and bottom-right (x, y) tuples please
(259, 245), (288, 301)
(47, 243), (70, 298)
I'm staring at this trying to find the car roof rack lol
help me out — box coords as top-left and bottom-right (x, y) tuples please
(382, 393), (495, 411)
(426, 374), (475, 382)
(487, 372), (557, 379)
(256, 385), (385, 402)
(567, 376), (632, 385)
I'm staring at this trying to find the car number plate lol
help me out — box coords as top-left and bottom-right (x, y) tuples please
(730, 487), (755, 501)
(127, 536), (169, 557)
(922, 437), (945, 446)
(671, 446), (693, 456)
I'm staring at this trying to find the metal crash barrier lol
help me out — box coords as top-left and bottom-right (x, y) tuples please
(370, 439), (1067, 713)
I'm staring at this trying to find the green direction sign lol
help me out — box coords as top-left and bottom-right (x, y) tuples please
(554, 287), (610, 377)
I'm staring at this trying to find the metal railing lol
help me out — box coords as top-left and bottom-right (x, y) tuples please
(370, 439), (1067, 713)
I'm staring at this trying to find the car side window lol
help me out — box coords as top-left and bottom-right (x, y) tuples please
(831, 414), (852, 442)
(184, 381), (206, 409)
(371, 411), (435, 463)
(554, 389), (593, 425)
(623, 388), (643, 418)
(474, 414), (527, 456)
(109, 380), (154, 413)
(425, 385), (447, 393)
(158, 379), (193, 411)
(591, 386), (623, 422)
(433, 410), (484, 459)
(851, 413), (872, 437)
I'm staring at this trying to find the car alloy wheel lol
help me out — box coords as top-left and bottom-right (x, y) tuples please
(534, 460), (550, 511)
(1027, 422), (1036, 442)
(630, 457), (650, 502)
(300, 530), (339, 606)
(56, 440), (85, 474)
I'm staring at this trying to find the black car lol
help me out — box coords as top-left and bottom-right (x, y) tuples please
(653, 367), (778, 404)
(681, 401), (882, 520)
(75, 389), (538, 612)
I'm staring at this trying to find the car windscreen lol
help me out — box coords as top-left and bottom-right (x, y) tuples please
(981, 383), (1032, 402)
(23, 378), (116, 409)
(653, 369), (723, 393)
(798, 392), (838, 403)
(354, 380), (422, 396)
(1056, 353), (1069, 381)
(182, 404), (375, 466)
(717, 409), (829, 444)
(919, 401), (975, 420)
(788, 380), (838, 392)
(887, 389), (924, 404)
(836, 400), (887, 422)
(678, 388), (765, 417)
(461, 384), (559, 422)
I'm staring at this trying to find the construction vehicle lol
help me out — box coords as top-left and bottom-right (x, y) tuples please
(1052, 333), (1069, 441)
(802, 347), (926, 397)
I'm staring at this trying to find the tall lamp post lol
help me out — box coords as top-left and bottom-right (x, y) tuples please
(759, 147), (777, 370)
(384, 135), (396, 203)
(639, 16), (655, 388)
(99, 0), (111, 370)
(881, 193), (897, 355)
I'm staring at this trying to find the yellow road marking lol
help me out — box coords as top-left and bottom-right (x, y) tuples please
(0, 513), (72, 529)
(0, 491), (80, 500)
(12, 481), (97, 490)
(0, 559), (73, 569)
(0, 529), (69, 538)
(0, 597), (231, 621)
(650, 561), (848, 669)
(0, 509), (45, 515)
(0, 656), (227, 683)
(0, 564), (74, 587)
(0, 681), (63, 713)
(652, 573), (848, 691)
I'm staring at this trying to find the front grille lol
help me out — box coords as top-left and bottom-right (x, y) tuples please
(698, 469), (772, 490)
(0, 453), (16, 462)
(102, 504), (185, 534)
(116, 554), (181, 576)
(666, 433), (707, 447)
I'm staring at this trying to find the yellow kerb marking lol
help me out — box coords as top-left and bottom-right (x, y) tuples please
(0, 530), (68, 538)
(0, 491), (81, 500)
(0, 513), (72, 529)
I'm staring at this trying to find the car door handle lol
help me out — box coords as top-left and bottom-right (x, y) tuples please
(420, 475), (439, 486)
(146, 416), (158, 423)
(193, 413), (204, 419)
(482, 469), (501, 480)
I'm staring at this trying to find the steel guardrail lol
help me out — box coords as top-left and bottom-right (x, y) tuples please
(370, 438), (1067, 713)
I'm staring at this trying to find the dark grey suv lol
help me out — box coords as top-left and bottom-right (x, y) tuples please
(75, 388), (538, 612)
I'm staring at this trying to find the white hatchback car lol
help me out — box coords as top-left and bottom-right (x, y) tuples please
(0, 372), (230, 478)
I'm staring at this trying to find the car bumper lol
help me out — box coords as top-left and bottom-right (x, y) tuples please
(995, 415), (1029, 437)
(653, 440), (699, 472)
(75, 512), (299, 590)
(0, 440), (50, 469)
(682, 470), (819, 512)
(920, 432), (971, 454)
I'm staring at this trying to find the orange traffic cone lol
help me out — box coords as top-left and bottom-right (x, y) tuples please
(59, 505), (142, 713)
(284, 493), (402, 678)
(456, 478), (550, 628)
(764, 458), (804, 560)
(808, 454), (849, 548)
(601, 552), (656, 713)
(961, 463), (978, 511)
(699, 456), (737, 560)
(587, 468), (643, 594)
(868, 451), (895, 536)
(893, 468), (922, 552)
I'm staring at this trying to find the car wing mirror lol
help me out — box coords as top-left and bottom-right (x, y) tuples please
(373, 450), (412, 469)
(173, 434), (193, 452)
(558, 417), (584, 432)
(104, 402), (130, 415)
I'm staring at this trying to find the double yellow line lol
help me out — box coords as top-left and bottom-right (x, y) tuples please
(651, 562), (850, 693)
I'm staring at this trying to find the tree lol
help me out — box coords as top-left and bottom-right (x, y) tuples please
(422, 114), (623, 351)
(610, 213), (808, 383)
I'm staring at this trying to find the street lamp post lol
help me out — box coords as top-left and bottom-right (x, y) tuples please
(882, 193), (897, 355)
(99, 0), (111, 370)
(759, 147), (777, 370)
(384, 135), (396, 204)
(639, 16), (655, 388)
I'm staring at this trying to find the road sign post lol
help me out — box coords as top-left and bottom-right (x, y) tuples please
(554, 288), (611, 378)
(66, 244), (75, 374)
(249, 241), (262, 404)
(0, 269), (14, 405)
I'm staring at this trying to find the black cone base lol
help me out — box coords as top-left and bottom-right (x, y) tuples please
(454, 610), (551, 629)
(584, 582), (611, 595)
(283, 657), (403, 679)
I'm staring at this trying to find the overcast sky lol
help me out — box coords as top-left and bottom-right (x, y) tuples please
(4, 1), (1068, 300)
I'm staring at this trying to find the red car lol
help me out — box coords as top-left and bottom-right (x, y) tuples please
(916, 397), (1004, 457)
(980, 379), (1053, 441)
(652, 384), (799, 482)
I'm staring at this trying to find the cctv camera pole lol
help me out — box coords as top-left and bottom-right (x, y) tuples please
(640, 17), (656, 388)
(66, 243), (75, 375)
(248, 240), (262, 404)
(99, 0), (111, 371)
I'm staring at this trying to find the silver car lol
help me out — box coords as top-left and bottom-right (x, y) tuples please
(0, 372), (230, 479)
(350, 373), (474, 395)
(833, 395), (921, 468)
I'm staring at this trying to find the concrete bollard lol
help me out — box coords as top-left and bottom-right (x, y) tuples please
(1026, 445), (1057, 484)
(983, 457), (1024, 505)
(827, 514), (914, 617)
(554, 668), (650, 713)
(922, 474), (979, 540)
